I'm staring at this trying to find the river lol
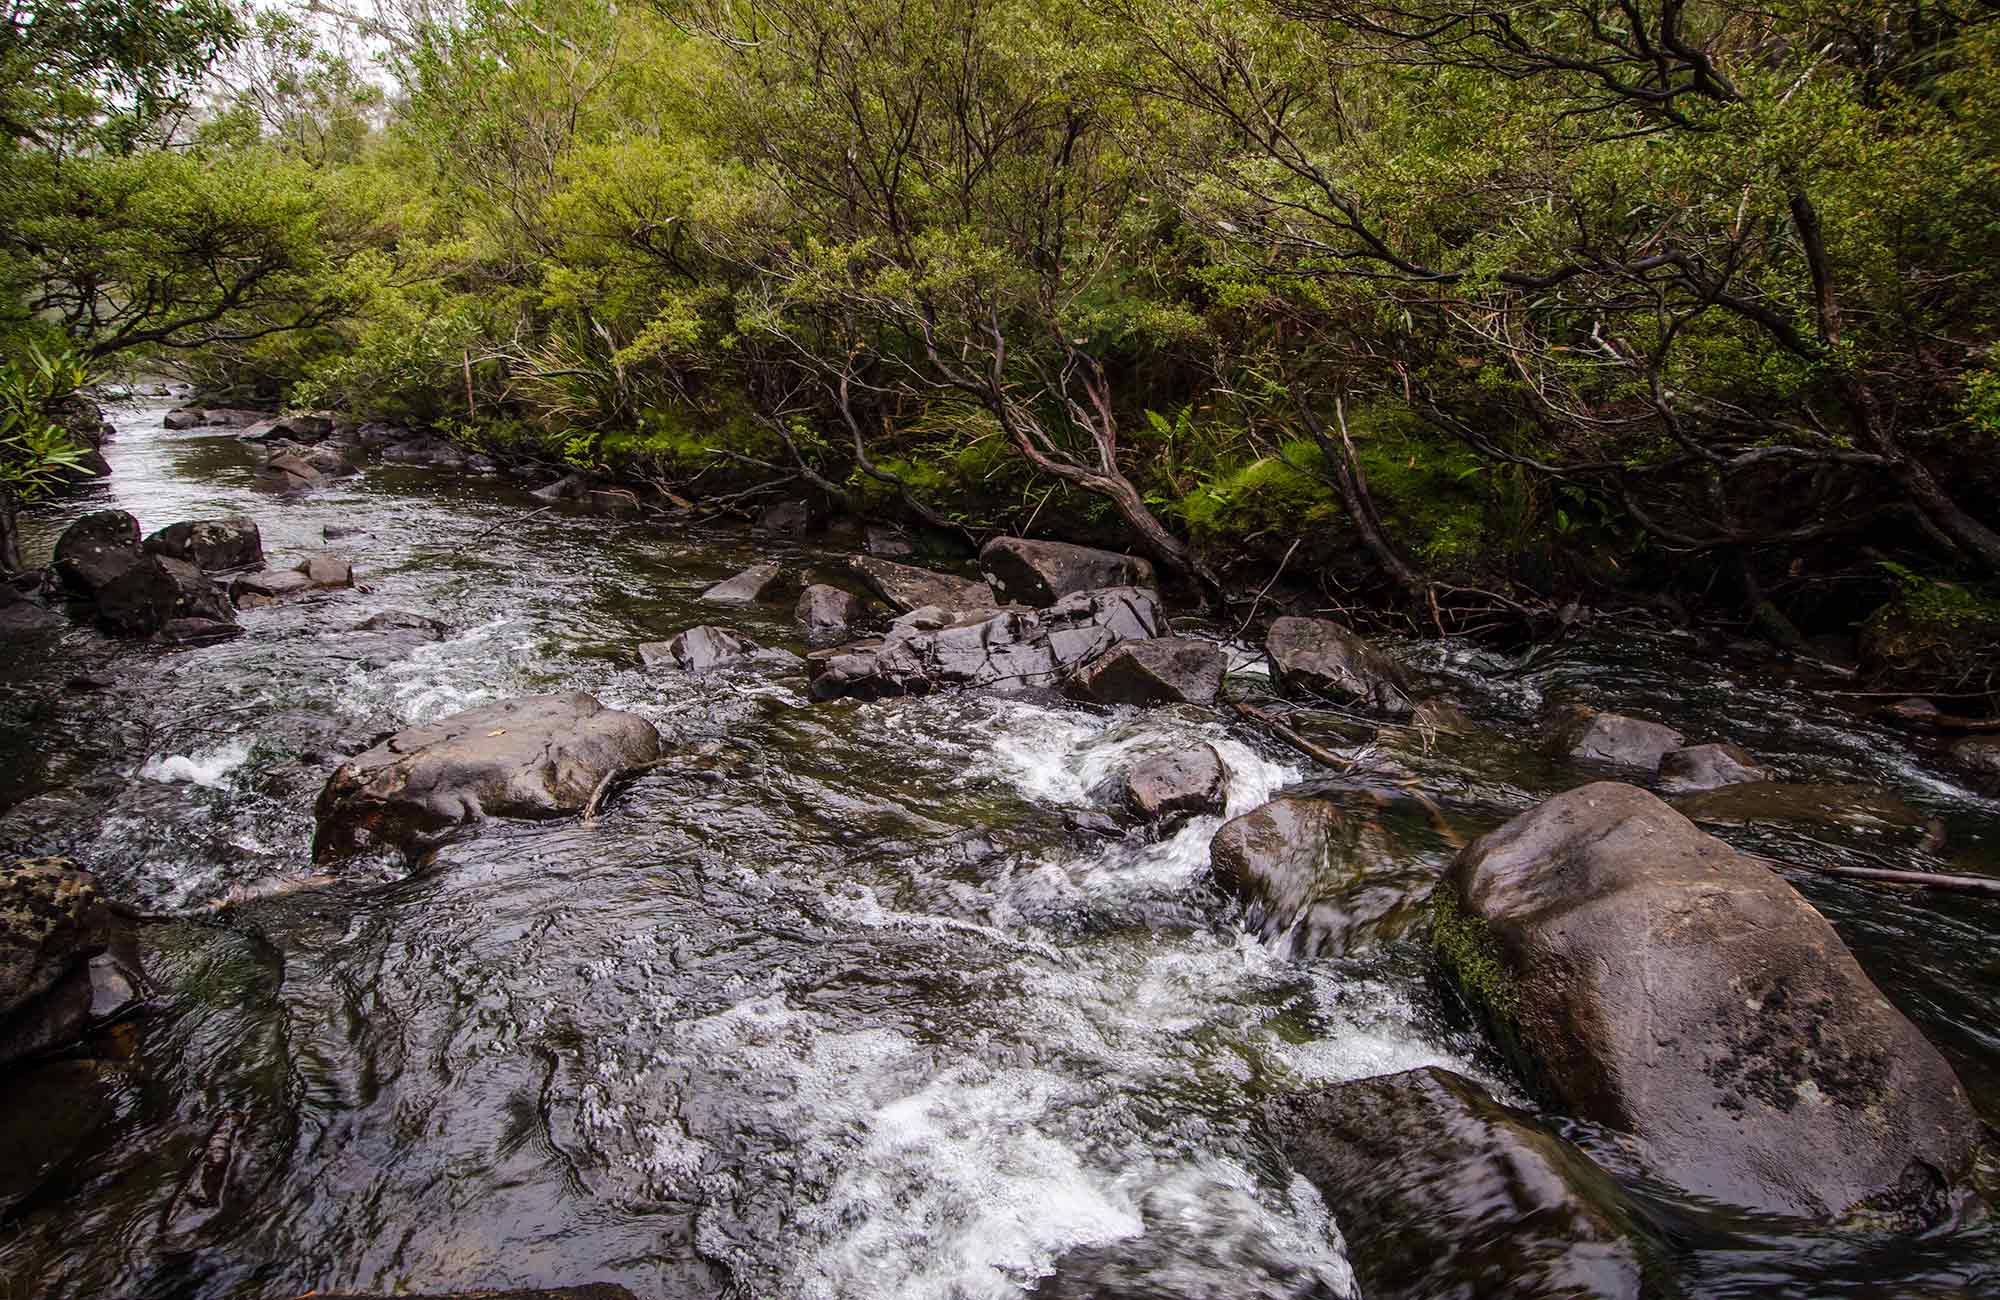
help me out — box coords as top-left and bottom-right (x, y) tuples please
(0, 398), (1995, 1298)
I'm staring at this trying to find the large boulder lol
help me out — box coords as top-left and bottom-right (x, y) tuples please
(1265, 1066), (1667, 1300)
(849, 555), (994, 614)
(1264, 616), (1413, 715)
(1542, 705), (1683, 770)
(239, 411), (335, 443)
(254, 449), (324, 494)
(1210, 797), (1435, 957)
(52, 510), (141, 595)
(979, 536), (1154, 606)
(313, 692), (663, 861)
(1122, 745), (1227, 823)
(0, 857), (135, 1068)
(1438, 782), (1979, 1223)
(1066, 636), (1225, 706)
(95, 555), (235, 636)
(1657, 742), (1768, 794)
(809, 586), (1160, 701)
(701, 562), (788, 605)
(796, 583), (865, 644)
(230, 554), (354, 608)
(143, 517), (264, 573)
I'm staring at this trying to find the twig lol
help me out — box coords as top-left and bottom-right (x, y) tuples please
(581, 756), (693, 823)
(1743, 850), (2000, 898)
(1232, 700), (1359, 770)
(1232, 537), (1300, 642)
(458, 504), (554, 550)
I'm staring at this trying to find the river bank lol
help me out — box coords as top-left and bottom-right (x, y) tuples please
(1, 396), (1997, 1298)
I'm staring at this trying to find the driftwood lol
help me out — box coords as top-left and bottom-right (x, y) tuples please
(1231, 700), (1359, 770)
(1804, 862), (2000, 897)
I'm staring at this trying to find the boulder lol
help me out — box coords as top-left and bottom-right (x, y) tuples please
(230, 554), (355, 608)
(1264, 616), (1414, 715)
(1542, 704), (1684, 770)
(0, 857), (127, 1068)
(701, 562), (788, 605)
(809, 586), (1160, 701)
(1438, 781), (1979, 1222)
(239, 411), (335, 443)
(530, 473), (607, 503)
(95, 555), (235, 636)
(277, 439), (357, 477)
(863, 524), (916, 557)
(352, 421), (413, 448)
(143, 517), (264, 572)
(161, 407), (203, 431)
(1210, 797), (1435, 957)
(52, 510), (142, 595)
(978, 536), (1155, 606)
(1122, 745), (1227, 823)
(638, 626), (762, 671)
(796, 583), (865, 644)
(849, 555), (994, 614)
(1671, 781), (1937, 841)
(1947, 736), (2000, 793)
(254, 449), (324, 494)
(757, 498), (816, 535)
(379, 435), (469, 469)
(1066, 636), (1225, 706)
(1265, 1066), (1666, 1300)
(1657, 742), (1770, 794)
(0, 587), (61, 639)
(312, 692), (663, 860)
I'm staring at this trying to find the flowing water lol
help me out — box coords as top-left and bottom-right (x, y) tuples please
(0, 399), (1995, 1299)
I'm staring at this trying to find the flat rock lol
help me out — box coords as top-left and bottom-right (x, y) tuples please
(1210, 797), (1435, 957)
(1067, 636), (1225, 706)
(231, 554), (354, 608)
(142, 517), (264, 572)
(1266, 1066), (1666, 1300)
(1122, 745), (1227, 822)
(638, 626), (764, 671)
(1440, 781), (1979, 1222)
(1658, 742), (1770, 794)
(240, 411), (335, 443)
(1542, 704), (1684, 770)
(1265, 616), (1414, 715)
(313, 692), (662, 860)
(702, 562), (788, 605)
(1671, 781), (1934, 837)
(849, 555), (994, 614)
(979, 536), (1154, 606)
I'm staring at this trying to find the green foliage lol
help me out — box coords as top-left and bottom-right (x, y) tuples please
(0, 345), (96, 501)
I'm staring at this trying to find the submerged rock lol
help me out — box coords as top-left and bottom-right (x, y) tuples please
(979, 536), (1154, 606)
(809, 586), (1160, 701)
(1266, 1066), (1667, 1300)
(1671, 781), (1938, 842)
(1066, 636), (1225, 706)
(0, 586), (61, 638)
(849, 554), (995, 614)
(52, 510), (142, 595)
(1439, 782), (1979, 1223)
(702, 562), (789, 605)
(1210, 797), (1435, 957)
(796, 583), (865, 644)
(142, 517), (264, 572)
(313, 692), (662, 861)
(1542, 704), (1684, 770)
(310, 1287), (639, 1300)
(1265, 616), (1413, 715)
(1122, 744), (1227, 823)
(1657, 742), (1769, 793)
(95, 555), (235, 636)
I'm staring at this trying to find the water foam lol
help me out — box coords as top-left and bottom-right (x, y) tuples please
(138, 738), (253, 788)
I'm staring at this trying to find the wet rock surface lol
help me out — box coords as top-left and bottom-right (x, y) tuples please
(809, 586), (1160, 700)
(313, 692), (663, 860)
(1543, 704), (1684, 770)
(796, 582), (865, 644)
(1671, 780), (1937, 840)
(639, 625), (763, 671)
(1210, 797), (1435, 956)
(95, 554), (235, 636)
(849, 554), (994, 613)
(702, 561), (789, 605)
(1265, 616), (1414, 715)
(142, 517), (264, 572)
(0, 857), (124, 1068)
(1948, 735), (2000, 791)
(1121, 744), (1227, 822)
(1442, 782), (1980, 1222)
(1066, 636), (1225, 706)
(1266, 1066), (1666, 1300)
(52, 510), (142, 595)
(311, 1287), (639, 1300)
(1657, 742), (1769, 793)
(979, 536), (1155, 606)
(230, 554), (355, 608)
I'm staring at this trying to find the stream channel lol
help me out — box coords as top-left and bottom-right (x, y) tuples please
(1, 397), (1997, 1299)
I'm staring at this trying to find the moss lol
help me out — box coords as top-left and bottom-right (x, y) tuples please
(1428, 885), (1521, 1025)
(1860, 565), (2000, 680)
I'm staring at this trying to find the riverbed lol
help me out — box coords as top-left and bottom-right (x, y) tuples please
(1, 398), (1995, 1298)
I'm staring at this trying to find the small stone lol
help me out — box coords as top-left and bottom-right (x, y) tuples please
(702, 562), (788, 605)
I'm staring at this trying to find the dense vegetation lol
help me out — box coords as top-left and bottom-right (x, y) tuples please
(4, 0), (1998, 677)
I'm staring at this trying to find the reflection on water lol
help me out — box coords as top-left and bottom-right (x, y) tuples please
(0, 400), (1994, 1298)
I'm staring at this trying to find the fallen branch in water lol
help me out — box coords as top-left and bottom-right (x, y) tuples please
(1231, 700), (1359, 770)
(582, 755), (700, 823)
(1744, 852), (2000, 898)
